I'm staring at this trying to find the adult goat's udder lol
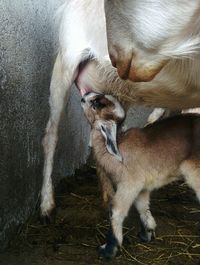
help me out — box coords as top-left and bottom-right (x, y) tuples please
(75, 60), (94, 96)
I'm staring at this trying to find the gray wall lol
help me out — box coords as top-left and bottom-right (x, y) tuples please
(0, 0), (151, 250)
(0, 0), (91, 250)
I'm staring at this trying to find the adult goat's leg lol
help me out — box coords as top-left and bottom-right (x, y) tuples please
(41, 52), (78, 218)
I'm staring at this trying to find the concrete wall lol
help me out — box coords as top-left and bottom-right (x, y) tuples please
(0, 0), (91, 250)
(0, 0), (151, 250)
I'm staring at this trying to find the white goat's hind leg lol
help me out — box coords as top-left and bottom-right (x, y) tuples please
(134, 190), (156, 242)
(41, 52), (78, 218)
(145, 108), (166, 126)
(98, 181), (142, 260)
(182, 108), (200, 114)
(145, 108), (179, 127)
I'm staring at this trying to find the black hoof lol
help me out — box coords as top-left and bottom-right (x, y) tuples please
(123, 235), (132, 245)
(138, 229), (155, 243)
(40, 215), (50, 225)
(97, 244), (118, 260)
(40, 208), (56, 225)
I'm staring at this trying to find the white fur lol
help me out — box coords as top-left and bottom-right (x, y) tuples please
(41, 0), (200, 217)
(105, 1), (200, 58)
(148, 107), (200, 125)
(146, 108), (166, 125)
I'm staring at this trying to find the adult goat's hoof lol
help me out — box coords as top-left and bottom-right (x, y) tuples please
(40, 208), (56, 225)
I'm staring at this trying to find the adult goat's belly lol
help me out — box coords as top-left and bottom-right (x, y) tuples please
(76, 60), (200, 109)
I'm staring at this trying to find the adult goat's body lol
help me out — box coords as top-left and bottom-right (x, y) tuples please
(41, 0), (200, 217)
(82, 92), (200, 260)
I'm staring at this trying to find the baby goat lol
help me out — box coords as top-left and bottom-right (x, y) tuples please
(81, 92), (200, 260)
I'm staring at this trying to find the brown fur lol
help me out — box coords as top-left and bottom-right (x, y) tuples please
(94, 115), (199, 199)
(82, 92), (200, 258)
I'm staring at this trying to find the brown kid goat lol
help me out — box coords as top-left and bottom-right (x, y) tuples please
(81, 92), (200, 260)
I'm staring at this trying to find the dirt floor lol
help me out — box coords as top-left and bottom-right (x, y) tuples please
(1, 167), (200, 265)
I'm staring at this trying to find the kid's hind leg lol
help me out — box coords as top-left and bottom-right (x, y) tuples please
(181, 158), (200, 202)
(134, 190), (156, 242)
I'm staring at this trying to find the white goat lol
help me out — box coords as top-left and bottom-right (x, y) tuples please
(41, 0), (200, 218)
(81, 92), (200, 260)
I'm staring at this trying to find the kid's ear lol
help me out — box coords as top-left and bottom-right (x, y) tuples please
(98, 120), (122, 161)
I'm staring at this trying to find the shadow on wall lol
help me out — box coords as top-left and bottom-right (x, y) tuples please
(0, 0), (90, 250)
